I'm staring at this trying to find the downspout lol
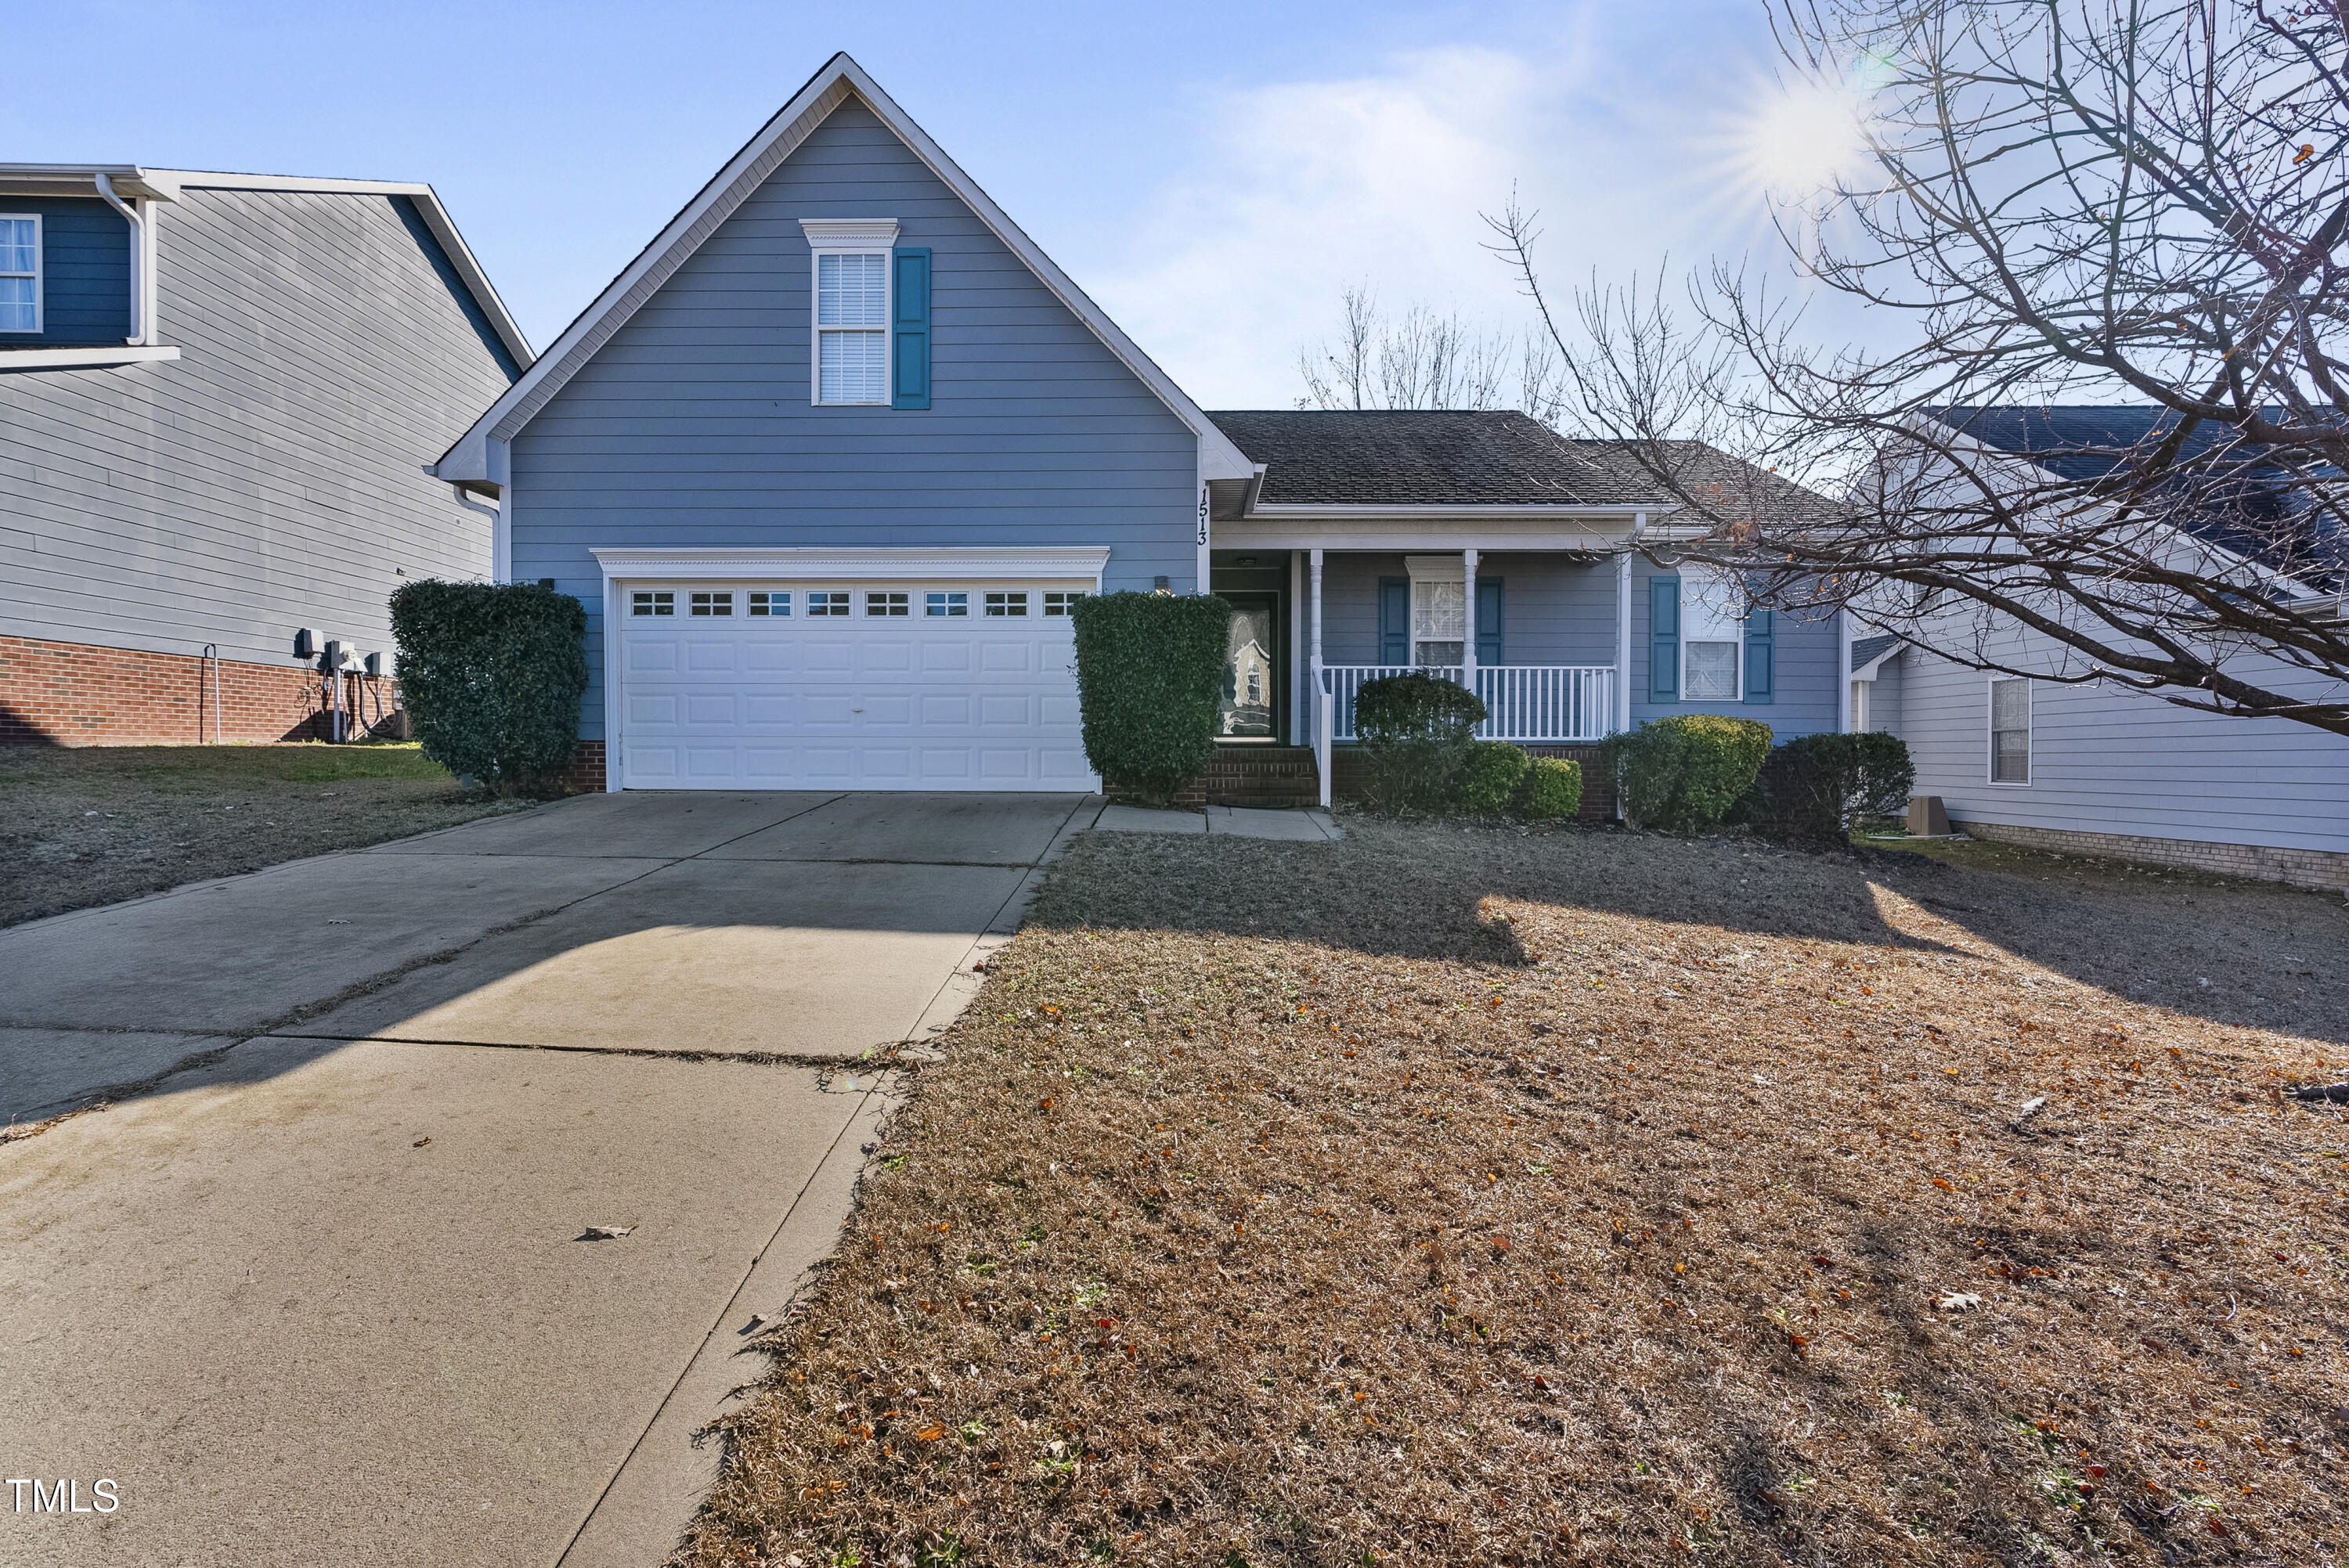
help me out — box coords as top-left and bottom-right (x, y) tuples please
(92, 175), (151, 346)
(452, 485), (504, 582)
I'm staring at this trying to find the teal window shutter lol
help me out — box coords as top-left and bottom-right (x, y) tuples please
(1475, 579), (1503, 666)
(891, 247), (930, 410)
(1649, 576), (1679, 700)
(1377, 578), (1409, 664)
(1743, 608), (1774, 703)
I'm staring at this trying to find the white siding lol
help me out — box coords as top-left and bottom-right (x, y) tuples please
(1896, 626), (2349, 856)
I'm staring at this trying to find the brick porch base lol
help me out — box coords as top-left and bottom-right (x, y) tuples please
(1106, 742), (1616, 819)
(0, 634), (387, 746)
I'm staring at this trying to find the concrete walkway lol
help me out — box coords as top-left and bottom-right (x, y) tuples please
(0, 791), (1093, 1568)
(1090, 802), (1344, 841)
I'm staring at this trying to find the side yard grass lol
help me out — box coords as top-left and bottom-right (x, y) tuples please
(0, 742), (532, 926)
(684, 819), (2348, 1567)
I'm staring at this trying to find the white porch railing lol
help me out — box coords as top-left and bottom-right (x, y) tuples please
(1322, 665), (1616, 744)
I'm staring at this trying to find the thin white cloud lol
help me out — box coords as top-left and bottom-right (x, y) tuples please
(1094, 44), (1583, 409)
(1082, 19), (1890, 412)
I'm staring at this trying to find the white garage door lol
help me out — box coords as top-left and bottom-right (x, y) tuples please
(615, 584), (1095, 791)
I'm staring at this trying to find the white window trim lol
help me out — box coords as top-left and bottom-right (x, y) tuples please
(0, 213), (41, 334)
(1680, 636), (1744, 702)
(1986, 675), (2032, 786)
(1677, 568), (1745, 703)
(801, 218), (898, 406)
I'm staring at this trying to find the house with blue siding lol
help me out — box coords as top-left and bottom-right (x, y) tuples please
(435, 55), (1849, 798)
(1, 164), (528, 744)
(1857, 408), (2349, 892)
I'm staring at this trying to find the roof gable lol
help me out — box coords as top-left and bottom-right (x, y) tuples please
(437, 54), (1250, 485)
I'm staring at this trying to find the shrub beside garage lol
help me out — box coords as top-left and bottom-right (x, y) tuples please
(1070, 592), (1233, 807)
(388, 580), (589, 796)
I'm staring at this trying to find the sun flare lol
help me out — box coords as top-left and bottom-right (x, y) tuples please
(1734, 76), (1874, 203)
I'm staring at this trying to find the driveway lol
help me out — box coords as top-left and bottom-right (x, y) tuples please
(0, 790), (1095, 1568)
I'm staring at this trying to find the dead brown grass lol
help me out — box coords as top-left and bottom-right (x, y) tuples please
(0, 743), (528, 925)
(682, 820), (2349, 1567)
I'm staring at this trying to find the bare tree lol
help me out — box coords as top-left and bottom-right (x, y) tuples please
(1495, 0), (2349, 737)
(1298, 286), (1563, 416)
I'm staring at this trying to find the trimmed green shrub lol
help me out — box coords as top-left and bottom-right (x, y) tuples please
(1515, 755), (1584, 820)
(1742, 732), (1917, 843)
(1456, 740), (1531, 815)
(1070, 592), (1232, 806)
(1351, 672), (1488, 813)
(388, 579), (589, 795)
(1603, 713), (1773, 831)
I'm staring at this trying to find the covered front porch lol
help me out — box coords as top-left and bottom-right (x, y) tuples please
(1207, 540), (1644, 806)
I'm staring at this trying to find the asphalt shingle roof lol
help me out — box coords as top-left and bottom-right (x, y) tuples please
(1850, 633), (1901, 673)
(1927, 405), (2345, 585)
(1205, 410), (1674, 506)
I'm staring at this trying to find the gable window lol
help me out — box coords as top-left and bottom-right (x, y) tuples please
(806, 591), (850, 618)
(690, 591), (733, 617)
(1043, 591), (1087, 616)
(803, 220), (900, 406)
(1990, 678), (2031, 783)
(749, 591), (789, 617)
(925, 591), (969, 617)
(630, 590), (674, 617)
(0, 215), (38, 333)
(866, 591), (910, 617)
(985, 591), (1028, 617)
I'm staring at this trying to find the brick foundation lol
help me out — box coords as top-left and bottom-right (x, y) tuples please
(551, 739), (608, 794)
(0, 634), (398, 746)
(1953, 817), (2349, 893)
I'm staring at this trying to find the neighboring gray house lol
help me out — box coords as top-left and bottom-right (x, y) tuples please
(1862, 408), (2349, 892)
(434, 54), (1849, 798)
(0, 165), (529, 744)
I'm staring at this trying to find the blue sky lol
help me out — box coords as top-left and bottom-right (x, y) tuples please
(9, 1), (1827, 405)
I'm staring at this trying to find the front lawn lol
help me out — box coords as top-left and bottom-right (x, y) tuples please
(685, 820), (2347, 1566)
(0, 742), (531, 926)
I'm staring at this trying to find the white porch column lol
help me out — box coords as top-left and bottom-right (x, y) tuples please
(1836, 607), (1855, 733)
(1614, 534), (1635, 733)
(1460, 547), (1478, 705)
(1308, 548), (1324, 679)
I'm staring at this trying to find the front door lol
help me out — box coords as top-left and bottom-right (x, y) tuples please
(1217, 592), (1281, 740)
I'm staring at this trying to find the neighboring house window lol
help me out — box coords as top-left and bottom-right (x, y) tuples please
(1990, 678), (2031, 783)
(985, 591), (1028, 617)
(749, 592), (789, 617)
(926, 591), (969, 617)
(1410, 579), (1465, 667)
(631, 591), (674, 617)
(690, 591), (733, 617)
(806, 592), (850, 617)
(0, 215), (38, 333)
(1043, 591), (1087, 616)
(867, 591), (910, 617)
